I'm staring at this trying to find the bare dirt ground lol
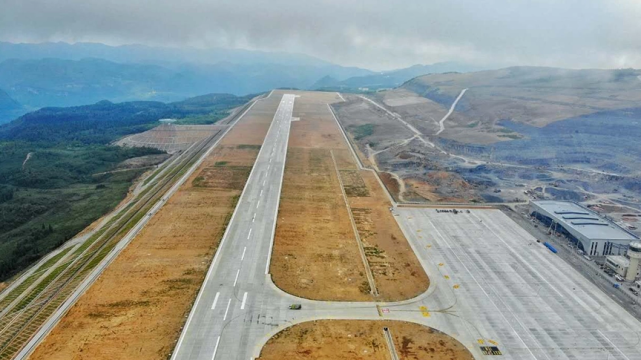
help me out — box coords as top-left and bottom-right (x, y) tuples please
(115, 153), (171, 170)
(257, 320), (474, 360)
(271, 91), (428, 301)
(271, 94), (369, 300)
(29, 96), (280, 360)
(332, 97), (489, 203)
(347, 172), (429, 301)
(115, 124), (224, 153)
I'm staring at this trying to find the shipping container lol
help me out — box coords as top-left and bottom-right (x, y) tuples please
(543, 242), (558, 253)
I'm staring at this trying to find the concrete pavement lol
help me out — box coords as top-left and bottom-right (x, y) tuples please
(174, 92), (641, 360)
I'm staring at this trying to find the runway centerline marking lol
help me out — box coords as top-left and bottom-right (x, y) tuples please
(252, 213), (256, 222)
(223, 299), (231, 320)
(256, 200), (260, 208)
(233, 269), (240, 287)
(241, 292), (248, 310)
(211, 292), (220, 310)
(247, 228), (253, 239)
(241, 247), (247, 261)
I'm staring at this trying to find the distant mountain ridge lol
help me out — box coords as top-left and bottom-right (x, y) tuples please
(0, 88), (25, 123)
(0, 41), (335, 68)
(0, 57), (369, 121)
(0, 42), (491, 124)
(312, 62), (489, 90)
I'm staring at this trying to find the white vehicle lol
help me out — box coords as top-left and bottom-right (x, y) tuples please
(577, 249), (584, 255)
(615, 274), (625, 282)
(583, 255), (591, 261)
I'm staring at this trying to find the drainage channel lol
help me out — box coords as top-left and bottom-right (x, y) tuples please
(383, 327), (400, 360)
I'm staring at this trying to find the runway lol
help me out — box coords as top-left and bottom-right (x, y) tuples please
(172, 94), (301, 360)
(173, 92), (641, 360)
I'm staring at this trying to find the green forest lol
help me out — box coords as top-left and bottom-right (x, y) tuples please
(0, 93), (253, 280)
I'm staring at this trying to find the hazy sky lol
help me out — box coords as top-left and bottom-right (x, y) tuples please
(1, 0), (641, 70)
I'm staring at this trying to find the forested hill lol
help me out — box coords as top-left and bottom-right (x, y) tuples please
(0, 92), (252, 280)
(0, 93), (252, 144)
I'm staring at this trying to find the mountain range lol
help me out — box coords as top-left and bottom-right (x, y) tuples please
(0, 42), (484, 124)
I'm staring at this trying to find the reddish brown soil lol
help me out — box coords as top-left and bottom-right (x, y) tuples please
(271, 91), (428, 301)
(257, 320), (474, 360)
(348, 172), (429, 301)
(29, 95), (281, 360)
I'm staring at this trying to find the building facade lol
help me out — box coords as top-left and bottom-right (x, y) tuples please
(531, 201), (639, 256)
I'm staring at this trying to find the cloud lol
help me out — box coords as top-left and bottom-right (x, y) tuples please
(1, 0), (640, 70)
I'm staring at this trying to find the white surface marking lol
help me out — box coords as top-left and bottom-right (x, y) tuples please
(223, 299), (231, 320)
(211, 292), (220, 310)
(240, 292), (248, 310)
(211, 336), (221, 360)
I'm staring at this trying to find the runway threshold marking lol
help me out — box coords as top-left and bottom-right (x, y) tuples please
(211, 292), (220, 310)
(241, 292), (248, 309)
(241, 247), (247, 261)
(223, 299), (231, 320)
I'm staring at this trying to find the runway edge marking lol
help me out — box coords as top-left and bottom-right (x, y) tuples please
(264, 95), (295, 275)
(171, 95), (288, 360)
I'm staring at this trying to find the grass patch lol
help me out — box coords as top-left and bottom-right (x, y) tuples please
(237, 144), (261, 150)
(105, 299), (151, 308)
(351, 124), (376, 140)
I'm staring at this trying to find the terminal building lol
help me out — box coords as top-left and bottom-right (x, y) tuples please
(531, 201), (639, 256)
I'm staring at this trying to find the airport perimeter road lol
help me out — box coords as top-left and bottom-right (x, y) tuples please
(396, 208), (641, 359)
